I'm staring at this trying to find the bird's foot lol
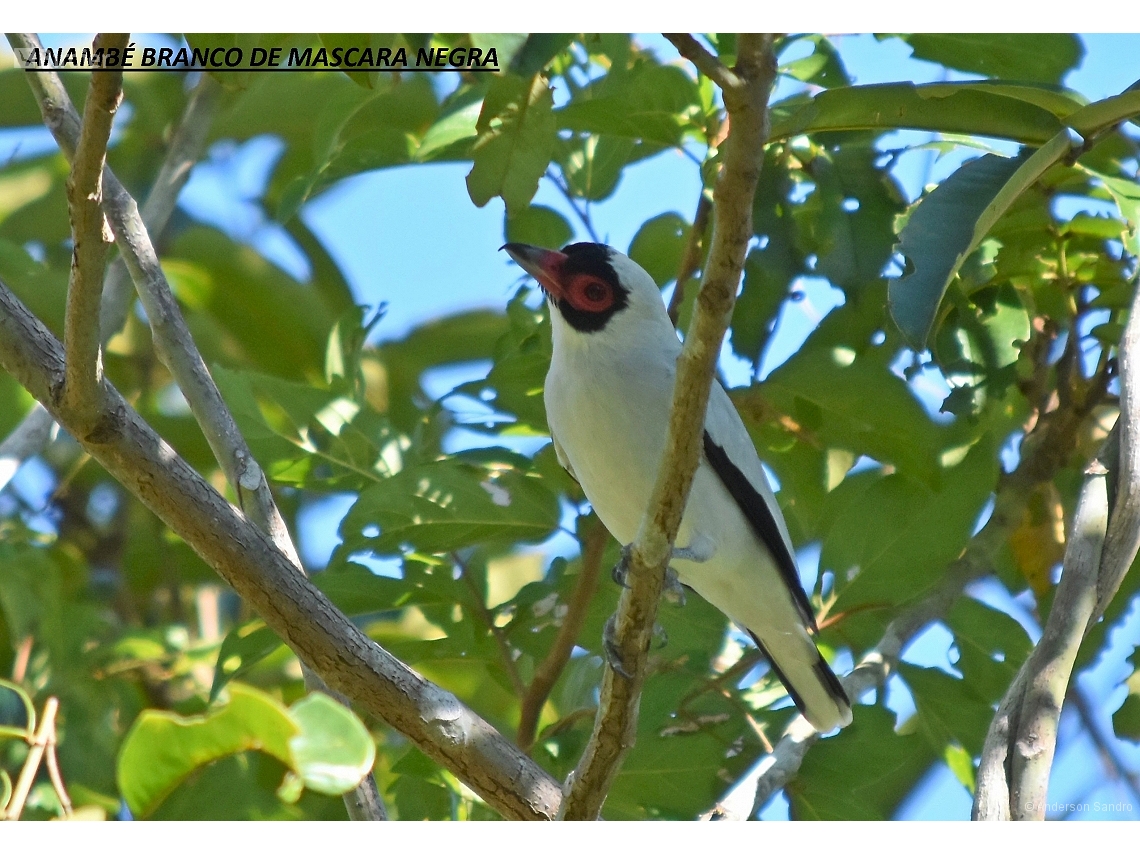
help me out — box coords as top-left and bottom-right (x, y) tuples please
(671, 532), (715, 564)
(662, 566), (686, 606)
(611, 543), (633, 588)
(602, 615), (634, 679)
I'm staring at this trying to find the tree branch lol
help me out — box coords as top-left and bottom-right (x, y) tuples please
(3, 696), (61, 820)
(518, 516), (608, 752)
(973, 284), (1140, 822)
(99, 73), (220, 342)
(974, 455), (1106, 820)
(61, 34), (126, 429)
(663, 34), (743, 96)
(0, 278), (562, 820)
(0, 405), (55, 492)
(10, 32), (381, 819)
(706, 334), (1109, 819)
(559, 34), (777, 821)
(0, 70), (219, 493)
(667, 192), (713, 327)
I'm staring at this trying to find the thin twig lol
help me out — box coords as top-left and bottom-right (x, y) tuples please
(663, 34), (743, 95)
(559, 34), (778, 821)
(43, 738), (72, 817)
(10, 636), (33, 684)
(518, 516), (608, 752)
(3, 696), (60, 820)
(547, 168), (600, 243)
(61, 33), (127, 428)
(667, 192), (714, 326)
(99, 73), (221, 342)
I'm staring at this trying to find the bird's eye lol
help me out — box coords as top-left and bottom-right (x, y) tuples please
(569, 275), (613, 311)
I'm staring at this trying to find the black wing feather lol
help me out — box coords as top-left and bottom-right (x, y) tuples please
(702, 431), (817, 632)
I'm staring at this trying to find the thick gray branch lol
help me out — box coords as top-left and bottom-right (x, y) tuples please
(559, 34), (778, 821)
(708, 357), (1105, 819)
(973, 282), (1140, 822)
(9, 32), (390, 818)
(0, 278), (562, 820)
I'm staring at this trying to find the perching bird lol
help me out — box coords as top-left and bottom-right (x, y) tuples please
(502, 241), (852, 733)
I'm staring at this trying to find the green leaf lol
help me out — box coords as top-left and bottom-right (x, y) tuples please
(417, 97), (483, 163)
(823, 436), (997, 646)
(558, 134), (649, 201)
(795, 138), (906, 294)
(769, 83), (1066, 145)
(899, 34), (1083, 85)
(779, 35), (850, 88)
(166, 227), (338, 379)
(1115, 694), (1140, 741)
(890, 130), (1074, 349)
(288, 693), (375, 795)
(944, 743), (977, 793)
(1085, 168), (1140, 257)
(378, 308), (511, 434)
(317, 33), (381, 88)
(0, 677), (35, 737)
(505, 205), (573, 249)
(556, 63), (700, 146)
(508, 34), (576, 76)
(788, 705), (937, 819)
(757, 344), (945, 483)
(946, 597), (1033, 703)
(117, 684), (298, 818)
(209, 621), (285, 703)
(340, 458), (561, 556)
(899, 663), (995, 757)
(470, 34), (529, 70)
(317, 76), (440, 186)
(453, 290), (552, 434)
(149, 752), (338, 820)
(213, 365), (399, 489)
(466, 73), (556, 215)
(628, 213), (689, 287)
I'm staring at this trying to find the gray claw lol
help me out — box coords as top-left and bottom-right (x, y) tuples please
(662, 566), (686, 606)
(603, 615), (634, 679)
(611, 543), (633, 588)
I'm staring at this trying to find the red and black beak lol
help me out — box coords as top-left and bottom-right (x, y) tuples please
(502, 243), (569, 300)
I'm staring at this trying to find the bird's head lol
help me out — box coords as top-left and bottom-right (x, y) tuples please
(502, 242), (672, 344)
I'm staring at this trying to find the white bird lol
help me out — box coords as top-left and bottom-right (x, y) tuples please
(503, 241), (852, 733)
